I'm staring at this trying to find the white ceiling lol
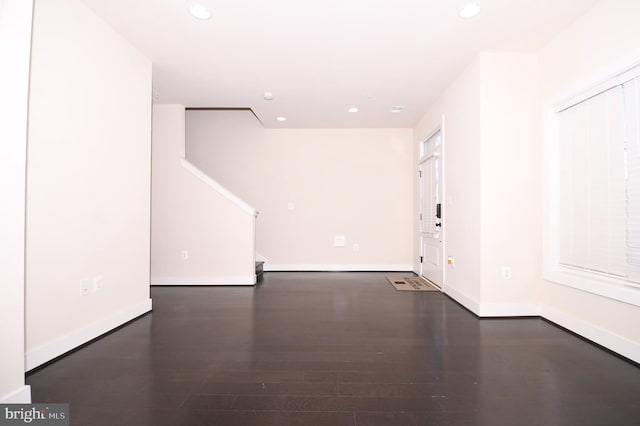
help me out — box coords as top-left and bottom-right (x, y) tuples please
(80, 0), (598, 128)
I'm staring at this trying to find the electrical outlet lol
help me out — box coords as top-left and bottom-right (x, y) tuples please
(81, 279), (91, 296)
(501, 266), (512, 280)
(93, 275), (103, 292)
(181, 249), (189, 260)
(334, 235), (346, 247)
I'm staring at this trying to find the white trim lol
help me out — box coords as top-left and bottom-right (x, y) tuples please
(542, 305), (640, 364)
(555, 63), (640, 112)
(0, 386), (31, 404)
(256, 252), (269, 262)
(546, 270), (640, 307)
(151, 275), (256, 285)
(445, 286), (541, 317)
(25, 299), (152, 371)
(441, 114), (446, 289)
(264, 264), (413, 272)
(443, 285), (480, 316)
(478, 303), (541, 317)
(546, 50), (640, 111)
(180, 159), (258, 217)
(420, 151), (439, 162)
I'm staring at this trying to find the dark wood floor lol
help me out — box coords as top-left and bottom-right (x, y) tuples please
(27, 272), (640, 425)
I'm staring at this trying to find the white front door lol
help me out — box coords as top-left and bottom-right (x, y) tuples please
(419, 130), (443, 288)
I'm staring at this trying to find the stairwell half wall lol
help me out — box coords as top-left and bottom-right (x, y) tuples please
(151, 105), (257, 285)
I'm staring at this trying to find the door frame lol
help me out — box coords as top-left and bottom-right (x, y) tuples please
(417, 116), (445, 290)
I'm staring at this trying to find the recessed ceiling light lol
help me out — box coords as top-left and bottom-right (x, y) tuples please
(276, 116), (286, 122)
(459, 2), (480, 19)
(348, 107), (359, 113)
(391, 106), (405, 113)
(264, 92), (274, 100)
(189, 3), (211, 20)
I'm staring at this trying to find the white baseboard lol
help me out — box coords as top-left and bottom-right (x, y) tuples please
(542, 305), (640, 364)
(443, 285), (480, 316)
(264, 264), (413, 272)
(25, 298), (152, 371)
(444, 286), (541, 317)
(0, 385), (31, 404)
(151, 276), (256, 285)
(479, 303), (541, 317)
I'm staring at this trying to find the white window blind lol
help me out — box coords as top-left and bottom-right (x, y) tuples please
(557, 73), (640, 286)
(624, 76), (640, 283)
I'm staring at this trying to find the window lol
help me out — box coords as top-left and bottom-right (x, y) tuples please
(545, 64), (640, 306)
(420, 130), (441, 160)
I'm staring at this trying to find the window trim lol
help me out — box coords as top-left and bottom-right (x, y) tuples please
(543, 60), (640, 307)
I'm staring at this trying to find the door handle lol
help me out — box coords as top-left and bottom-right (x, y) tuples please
(436, 203), (441, 219)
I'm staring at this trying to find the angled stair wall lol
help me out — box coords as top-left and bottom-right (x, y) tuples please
(151, 104), (258, 285)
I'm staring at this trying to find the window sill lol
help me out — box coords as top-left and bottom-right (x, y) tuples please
(545, 267), (640, 307)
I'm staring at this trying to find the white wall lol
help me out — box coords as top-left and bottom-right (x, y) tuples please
(0, 0), (33, 403)
(478, 52), (541, 315)
(151, 105), (256, 285)
(413, 53), (542, 316)
(186, 110), (414, 271)
(25, 0), (153, 369)
(540, 0), (640, 99)
(539, 0), (640, 361)
(414, 59), (483, 307)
